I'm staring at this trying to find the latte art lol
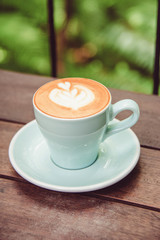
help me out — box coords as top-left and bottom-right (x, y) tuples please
(34, 78), (111, 119)
(49, 82), (95, 110)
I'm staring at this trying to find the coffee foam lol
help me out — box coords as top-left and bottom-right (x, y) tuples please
(34, 78), (111, 119)
(49, 81), (95, 110)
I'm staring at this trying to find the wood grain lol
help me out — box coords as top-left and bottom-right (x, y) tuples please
(1, 120), (160, 210)
(1, 179), (160, 240)
(0, 70), (160, 149)
(0, 70), (54, 123)
(1, 70), (160, 239)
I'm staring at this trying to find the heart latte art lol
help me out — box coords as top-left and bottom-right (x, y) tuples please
(49, 82), (95, 110)
(34, 78), (111, 119)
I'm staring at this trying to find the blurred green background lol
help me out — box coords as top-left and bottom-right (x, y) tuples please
(0, 0), (158, 94)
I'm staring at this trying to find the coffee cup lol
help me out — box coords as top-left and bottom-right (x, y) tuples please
(33, 78), (140, 170)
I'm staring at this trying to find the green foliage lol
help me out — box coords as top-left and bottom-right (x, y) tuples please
(0, 0), (158, 94)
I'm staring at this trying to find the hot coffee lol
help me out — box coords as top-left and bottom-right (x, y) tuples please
(33, 77), (139, 169)
(34, 78), (111, 119)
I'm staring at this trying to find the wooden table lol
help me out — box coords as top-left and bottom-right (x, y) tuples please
(0, 70), (160, 240)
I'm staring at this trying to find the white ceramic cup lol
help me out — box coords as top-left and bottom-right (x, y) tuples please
(33, 79), (140, 170)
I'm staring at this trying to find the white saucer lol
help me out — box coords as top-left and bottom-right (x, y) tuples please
(9, 120), (140, 193)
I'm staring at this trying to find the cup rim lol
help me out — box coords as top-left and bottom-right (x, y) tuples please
(33, 78), (112, 121)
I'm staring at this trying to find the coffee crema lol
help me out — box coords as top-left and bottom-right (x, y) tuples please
(34, 78), (111, 119)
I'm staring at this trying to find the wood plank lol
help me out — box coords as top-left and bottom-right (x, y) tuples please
(0, 179), (160, 240)
(0, 121), (21, 180)
(0, 70), (54, 123)
(0, 70), (160, 149)
(1, 120), (160, 210)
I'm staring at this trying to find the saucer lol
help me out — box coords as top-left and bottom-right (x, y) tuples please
(9, 120), (140, 193)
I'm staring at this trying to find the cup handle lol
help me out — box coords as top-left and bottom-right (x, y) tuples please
(102, 99), (140, 140)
